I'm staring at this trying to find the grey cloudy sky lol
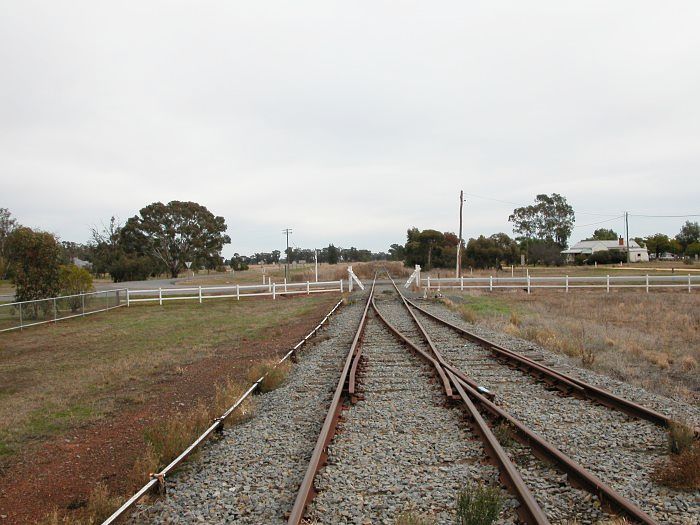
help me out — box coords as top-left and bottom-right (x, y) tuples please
(2, 1), (699, 257)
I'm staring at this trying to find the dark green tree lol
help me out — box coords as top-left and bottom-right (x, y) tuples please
(644, 233), (671, 258)
(0, 208), (18, 279)
(121, 201), (230, 278)
(327, 244), (339, 264)
(676, 221), (700, 252)
(388, 243), (405, 261)
(508, 193), (575, 249)
(7, 227), (62, 302)
(588, 228), (618, 241)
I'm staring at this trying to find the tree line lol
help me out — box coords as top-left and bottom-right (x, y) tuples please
(227, 245), (389, 271)
(0, 201), (231, 300)
(391, 193), (700, 270)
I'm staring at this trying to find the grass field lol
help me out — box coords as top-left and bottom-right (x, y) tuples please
(440, 289), (700, 405)
(0, 295), (336, 459)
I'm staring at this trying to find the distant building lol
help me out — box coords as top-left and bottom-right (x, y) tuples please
(561, 237), (649, 262)
(72, 257), (92, 269)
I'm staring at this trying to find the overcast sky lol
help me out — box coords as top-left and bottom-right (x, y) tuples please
(2, 1), (699, 257)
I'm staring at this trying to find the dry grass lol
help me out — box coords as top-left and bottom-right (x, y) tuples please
(652, 444), (700, 490)
(395, 510), (436, 525)
(450, 290), (700, 404)
(140, 379), (254, 473)
(39, 483), (122, 524)
(0, 295), (334, 459)
(247, 359), (292, 393)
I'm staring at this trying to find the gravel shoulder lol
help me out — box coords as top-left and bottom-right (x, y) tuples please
(413, 297), (700, 524)
(128, 295), (367, 524)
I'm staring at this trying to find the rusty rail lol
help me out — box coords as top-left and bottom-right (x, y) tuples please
(370, 299), (550, 524)
(381, 277), (657, 524)
(101, 298), (345, 525)
(404, 296), (673, 428)
(287, 277), (376, 524)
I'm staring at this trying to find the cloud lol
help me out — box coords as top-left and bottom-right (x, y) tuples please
(1, 1), (699, 255)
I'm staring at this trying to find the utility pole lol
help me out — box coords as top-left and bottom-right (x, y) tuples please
(624, 211), (630, 263)
(282, 228), (293, 280)
(456, 190), (465, 278)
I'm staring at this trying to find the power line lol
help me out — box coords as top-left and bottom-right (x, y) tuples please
(629, 214), (700, 218)
(572, 215), (625, 229)
(462, 192), (621, 217)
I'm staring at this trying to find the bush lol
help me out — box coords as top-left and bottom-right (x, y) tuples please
(247, 360), (292, 393)
(667, 421), (695, 455)
(108, 255), (154, 282)
(59, 265), (94, 311)
(7, 227), (62, 302)
(585, 250), (626, 265)
(456, 483), (502, 525)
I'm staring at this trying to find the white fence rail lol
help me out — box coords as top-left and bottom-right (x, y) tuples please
(0, 280), (346, 333)
(125, 280), (344, 305)
(0, 289), (127, 333)
(424, 274), (699, 294)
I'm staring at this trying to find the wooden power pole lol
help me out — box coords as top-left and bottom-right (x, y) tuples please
(456, 190), (464, 278)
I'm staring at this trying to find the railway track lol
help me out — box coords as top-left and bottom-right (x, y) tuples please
(288, 276), (697, 524)
(124, 273), (697, 524)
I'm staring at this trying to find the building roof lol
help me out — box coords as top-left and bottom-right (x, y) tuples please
(561, 239), (645, 255)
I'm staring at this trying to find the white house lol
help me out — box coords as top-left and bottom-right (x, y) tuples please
(561, 237), (649, 262)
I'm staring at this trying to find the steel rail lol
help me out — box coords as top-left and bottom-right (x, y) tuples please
(404, 297), (676, 428)
(102, 298), (345, 525)
(287, 277), (376, 525)
(370, 299), (550, 525)
(384, 280), (658, 524)
(449, 374), (657, 525)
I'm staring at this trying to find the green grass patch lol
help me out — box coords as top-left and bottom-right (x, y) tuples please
(0, 295), (336, 457)
(0, 439), (13, 456)
(460, 295), (514, 317)
(25, 404), (97, 438)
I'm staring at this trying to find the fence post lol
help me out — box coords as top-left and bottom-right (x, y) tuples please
(53, 298), (58, 323)
(460, 276), (464, 291)
(273, 282), (276, 299)
(307, 281), (310, 295)
(606, 275), (610, 293)
(126, 289), (130, 307)
(236, 284), (240, 300)
(19, 303), (23, 331)
(646, 274), (649, 293)
(82, 293), (85, 316)
(284, 278), (288, 293)
(199, 286), (202, 304)
(689, 274), (692, 293)
(565, 275), (569, 293)
(159, 288), (162, 306)
(427, 276), (431, 290)
(527, 275), (531, 294)
(489, 275), (493, 292)
(340, 279), (344, 293)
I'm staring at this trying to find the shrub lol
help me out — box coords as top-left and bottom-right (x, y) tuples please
(247, 359), (292, 393)
(461, 306), (477, 324)
(59, 265), (94, 311)
(108, 255), (155, 282)
(652, 444), (700, 490)
(667, 421), (695, 455)
(7, 227), (62, 302)
(456, 483), (503, 525)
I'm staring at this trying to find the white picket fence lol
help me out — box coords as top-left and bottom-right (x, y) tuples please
(125, 280), (345, 305)
(422, 274), (699, 294)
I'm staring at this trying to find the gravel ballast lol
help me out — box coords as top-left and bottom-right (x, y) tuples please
(128, 296), (366, 524)
(412, 296), (700, 525)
